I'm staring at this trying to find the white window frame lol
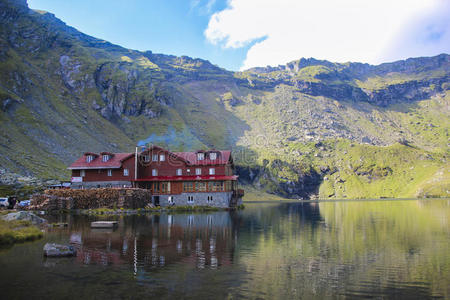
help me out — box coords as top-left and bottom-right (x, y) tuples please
(152, 169), (158, 176)
(209, 168), (215, 175)
(195, 168), (201, 175)
(160, 154), (165, 161)
(187, 196), (194, 203)
(197, 153), (204, 161)
(168, 196), (173, 204)
(102, 155), (109, 162)
(86, 155), (93, 163)
(152, 154), (158, 162)
(107, 169), (112, 176)
(80, 170), (85, 177)
(123, 168), (129, 176)
(176, 169), (182, 176)
(209, 152), (217, 160)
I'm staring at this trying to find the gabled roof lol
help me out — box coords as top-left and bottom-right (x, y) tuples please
(68, 153), (134, 170)
(174, 150), (232, 166)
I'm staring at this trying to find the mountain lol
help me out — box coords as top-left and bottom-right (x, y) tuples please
(0, 0), (449, 199)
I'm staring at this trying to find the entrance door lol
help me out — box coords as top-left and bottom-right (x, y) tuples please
(153, 196), (160, 206)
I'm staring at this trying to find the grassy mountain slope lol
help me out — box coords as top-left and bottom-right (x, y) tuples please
(0, 0), (448, 198)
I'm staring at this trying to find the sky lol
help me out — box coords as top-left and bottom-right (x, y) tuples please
(28, 0), (449, 71)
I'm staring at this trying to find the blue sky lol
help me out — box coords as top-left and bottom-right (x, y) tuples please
(28, 0), (250, 70)
(28, 0), (449, 71)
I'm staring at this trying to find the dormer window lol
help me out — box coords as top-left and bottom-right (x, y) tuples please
(86, 155), (94, 163)
(102, 155), (110, 162)
(160, 154), (165, 161)
(142, 155), (150, 162)
(197, 153), (204, 161)
(152, 154), (158, 162)
(209, 152), (217, 160)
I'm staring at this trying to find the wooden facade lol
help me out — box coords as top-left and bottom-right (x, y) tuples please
(68, 146), (244, 206)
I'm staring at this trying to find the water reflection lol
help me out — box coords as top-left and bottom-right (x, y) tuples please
(62, 211), (241, 274)
(0, 200), (448, 299)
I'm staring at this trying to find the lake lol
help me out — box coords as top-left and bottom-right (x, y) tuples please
(1, 199), (449, 299)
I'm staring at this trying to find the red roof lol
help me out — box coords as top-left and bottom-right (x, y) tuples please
(174, 150), (232, 166)
(68, 153), (134, 170)
(132, 175), (238, 182)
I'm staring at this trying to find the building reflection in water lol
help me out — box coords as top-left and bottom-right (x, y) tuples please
(66, 210), (243, 275)
(62, 203), (321, 278)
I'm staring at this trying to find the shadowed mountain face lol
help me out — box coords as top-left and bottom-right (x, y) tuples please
(0, 0), (448, 198)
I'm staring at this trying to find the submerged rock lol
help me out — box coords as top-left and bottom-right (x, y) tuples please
(1, 211), (47, 225)
(43, 243), (77, 257)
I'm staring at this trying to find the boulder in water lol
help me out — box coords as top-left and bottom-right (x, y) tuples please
(1, 211), (47, 225)
(43, 243), (76, 257)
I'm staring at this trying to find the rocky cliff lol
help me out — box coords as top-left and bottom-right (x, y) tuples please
(0, 0), (448, 198)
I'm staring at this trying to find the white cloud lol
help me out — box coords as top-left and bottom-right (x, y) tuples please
(204, 0), (449, 70)
(190, 0), (217, 15)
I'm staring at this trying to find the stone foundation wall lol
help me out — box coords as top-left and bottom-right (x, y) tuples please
(156, 192), (235, 208)
(30, 188), (152, 210)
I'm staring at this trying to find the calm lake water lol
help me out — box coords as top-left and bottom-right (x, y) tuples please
(1, 199), (449, 299)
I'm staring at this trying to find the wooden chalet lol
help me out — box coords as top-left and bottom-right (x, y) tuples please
(68, 146), (244, 208)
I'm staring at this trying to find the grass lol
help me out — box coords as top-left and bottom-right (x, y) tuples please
(0, 1), (448, 201)
(0, 219), (43, 246)
(242, 185), (291, 202)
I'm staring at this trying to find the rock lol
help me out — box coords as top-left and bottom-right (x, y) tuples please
(92, 100), (101, 110)
(361, 136), (371, 144)
(2, 98), (14, 112)
(143, 108), (159, 119)
(1, 211), (47, 225)
(43, 243), (76, 257)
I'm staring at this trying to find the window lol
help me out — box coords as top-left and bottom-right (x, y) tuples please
(209, 168), (215, 175)
(209, 152), (217, 160)
(187, 196), (194, 203)
(197, 152), (204, 160)
(207, 196), (213, 202)
(152, 154), (158, 162)
(80, 170), (85, 177)
(183, 182), (194, 192)
(195, 182), (206, 192)
(195, 168), (201, 175)
(123, 168), (129, 176)
(153, 182), (160, 193)
(213, 181), (224, 191)
(86, 155), (94, 163)
(142, 155), (150, 162)
(160, 154), (165, 161)
(102, 155), (110, 162)
(225, 181), (231, 191)
(176, 169), (182, 176)
(161, 182), (170, 193)
(168, 196), (173, 204)
(107, 169), (112, 176)
(152, 169), (158, 176)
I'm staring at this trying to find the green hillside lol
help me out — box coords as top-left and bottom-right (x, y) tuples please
(0, 0), (448, 199)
